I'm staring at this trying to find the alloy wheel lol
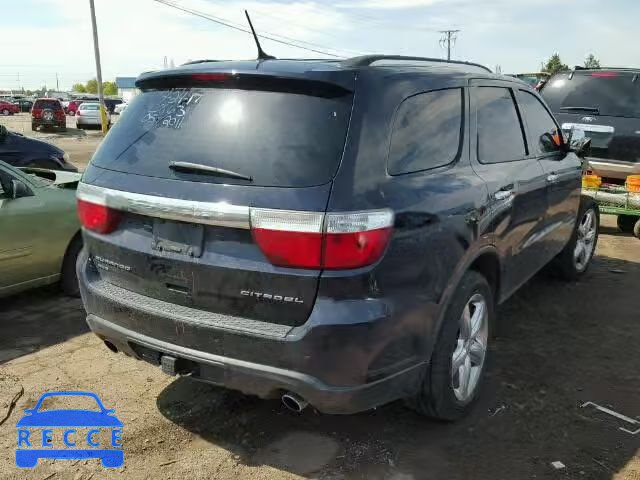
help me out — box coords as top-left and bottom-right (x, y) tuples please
(574, 208), (597, 272)
(451, 293), (488, 402)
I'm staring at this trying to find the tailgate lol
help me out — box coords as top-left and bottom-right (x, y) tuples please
(558, 112), (640, 163)
(79, 71), (354, 327)
(79, 171), (332, 327)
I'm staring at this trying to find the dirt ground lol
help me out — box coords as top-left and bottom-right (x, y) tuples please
(0, 215), (637, 480)
(0, 112), (111, 170)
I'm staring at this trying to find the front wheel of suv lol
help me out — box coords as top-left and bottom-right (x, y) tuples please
(550, 198), (599, 281)
(409, 270), (493, 421)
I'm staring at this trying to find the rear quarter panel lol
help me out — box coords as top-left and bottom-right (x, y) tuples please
(324, 73), (494, 367)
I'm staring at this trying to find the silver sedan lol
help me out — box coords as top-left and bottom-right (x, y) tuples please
(76, 102), (111, 129)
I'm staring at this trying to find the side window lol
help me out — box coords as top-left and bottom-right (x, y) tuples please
(517, 90), (562, 155)
(476, 87), (527, 164)
(388, 89), (463, 175)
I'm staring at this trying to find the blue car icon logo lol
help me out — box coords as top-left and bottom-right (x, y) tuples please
(15, 391), (123, 468)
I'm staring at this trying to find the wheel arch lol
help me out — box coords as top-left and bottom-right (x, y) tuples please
(430, 245), (503, 347)
(61, 231), (83, 274)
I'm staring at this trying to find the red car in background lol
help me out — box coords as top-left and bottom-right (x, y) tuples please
(0, 100), (20, 115)
(31, 98), (66, 131)
(65, 100), (83, 116)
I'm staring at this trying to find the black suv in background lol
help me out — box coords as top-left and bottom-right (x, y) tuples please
(76, 56), (597, 420)
(541, 68), (640, 183)
(0, 125), (77, 171)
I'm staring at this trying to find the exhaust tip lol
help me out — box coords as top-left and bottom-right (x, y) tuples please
(103, 340), (118, 353)
(281, 392), (308, 413)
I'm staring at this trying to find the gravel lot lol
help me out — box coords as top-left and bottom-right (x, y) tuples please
(0, 118), (638, 479)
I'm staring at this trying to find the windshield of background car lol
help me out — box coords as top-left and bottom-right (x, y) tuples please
(91, 86), (353, 187)
(34, 100), (61, 110)
(541, 71), (640, 117)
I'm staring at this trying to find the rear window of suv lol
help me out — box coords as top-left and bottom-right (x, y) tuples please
(33, 100), (62, 110)
(541, 71), (640, 118)
(91, 85), (353, 187)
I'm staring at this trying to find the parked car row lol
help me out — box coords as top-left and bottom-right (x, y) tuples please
(65, 97), (123, 115)
(1, 97), (114, 132)
(0, 96), (124, 117)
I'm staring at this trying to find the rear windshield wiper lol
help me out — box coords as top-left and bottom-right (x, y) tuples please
(560, 106), (600, 114)
(169, 161), (252, 182)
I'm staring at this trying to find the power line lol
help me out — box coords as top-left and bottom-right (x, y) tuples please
(439, 29), (460, 61)
(152, 0), (344, 58)
(196, 0), (363, 56)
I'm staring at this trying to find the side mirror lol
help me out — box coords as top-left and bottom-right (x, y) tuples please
(0, 125), (7, 143)
(11, 179), (32, 199)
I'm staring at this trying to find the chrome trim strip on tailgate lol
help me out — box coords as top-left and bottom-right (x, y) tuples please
(77, 182), (250, 229)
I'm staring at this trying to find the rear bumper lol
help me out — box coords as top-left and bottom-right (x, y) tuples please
(587, 157), (640, 180)
(77, 251), (427, 414)
(32, 118), (64, 125)
(76, 117), (104, 126)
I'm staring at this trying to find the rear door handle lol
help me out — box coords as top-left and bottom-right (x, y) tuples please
(547, 173), (559, 183)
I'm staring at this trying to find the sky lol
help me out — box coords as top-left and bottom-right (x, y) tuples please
(1, 0), (639, 90)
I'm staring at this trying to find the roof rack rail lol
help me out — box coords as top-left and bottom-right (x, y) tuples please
(341, 55), (492, 72)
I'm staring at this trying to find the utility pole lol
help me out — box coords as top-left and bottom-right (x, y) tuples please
(55, 73), (59, 91)
(89, 0), (108, 133)
(439, 29), (460, 61)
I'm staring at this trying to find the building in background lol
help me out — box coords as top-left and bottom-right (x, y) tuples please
(116, 77), (139, 103)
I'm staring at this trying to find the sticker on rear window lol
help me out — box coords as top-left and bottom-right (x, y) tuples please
(140, 89), (202, 130)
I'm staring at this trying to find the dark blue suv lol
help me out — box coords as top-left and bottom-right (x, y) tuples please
(76, 56), (598, 420)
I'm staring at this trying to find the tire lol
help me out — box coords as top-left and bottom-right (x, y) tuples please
(59, 123), (67, 132)
(408, 270), (493, 420)
(61, 235), (82, 297)
(617, 214), (636, 233)
(1, 109), (8, 115)
(634, 219), (640, 239)
(31, 123), (37, 131)
(550, 197), (599, 281)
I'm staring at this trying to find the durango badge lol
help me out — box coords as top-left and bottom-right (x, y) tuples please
(240, 290), (304, 304)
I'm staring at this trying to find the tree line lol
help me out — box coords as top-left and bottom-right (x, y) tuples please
(542, 53), (601, 75)
(71, 79), (118, 96)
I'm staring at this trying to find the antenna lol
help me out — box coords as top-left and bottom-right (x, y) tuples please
(244, 10), (275, 61)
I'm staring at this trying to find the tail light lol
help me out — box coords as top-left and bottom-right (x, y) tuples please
(76, 109), (82, 116)
(77, 199), (122, 234)
(251, 208), (394, 270)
